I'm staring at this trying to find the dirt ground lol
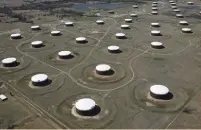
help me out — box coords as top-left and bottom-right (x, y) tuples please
(0, 0), (201, 128)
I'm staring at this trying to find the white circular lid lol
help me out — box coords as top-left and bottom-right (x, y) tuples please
(182, 28), (191, 32)
(151, 22), (160, 26)
(130, 13), (137, 16)
(2, 57), (17, 64)
(116, 33), (126, 37)
(152, 3), (157, 6)
(125, 18), (132, 21)
(108, 45), (120, 51)
(31, 25), (40, 29)
(31, 74), (48, 83)
(121, 24), (130, 28)
(153, 2), (158, 4)
(76, 37), (86, 41)
(188, 1), (194, 4)
(179, 20), (188, 24)
(65, 21), (74, 25)
(96, 64), (111, 72)
(132, 5), (138, 8)
(51, 30), (60, 34)
(151, 30), (161, 34)
(169, 0), (175, 3)
(96, 20), (104, 23)
(150, 85), (169, 95)
(170, 3), (176, 5)
(173, 9), (180, 12)
(11, 33), (21, 37)
(75, 98), (96, 111)
(152, 11), (158, 14)
(151, 41), (163, 46)
(176, 14), (183, 16)
(31, 41), (43, 45)
(171, 6), (177, 9)
(152, 7), (158, 10)
(108, 10), (114, 13)
(58, 51), (72, 56)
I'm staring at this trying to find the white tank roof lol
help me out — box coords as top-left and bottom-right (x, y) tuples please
(76, 37), (86, 41)
(65, 21), (74, 25)
(151, 30), (161, 34)
(151, 41), (163, 46)
(11, 33), (21, 38)
(75, 98), (96, 111)
(176, 14), (183, 17)
(179, 20), (188, 24)
(173, 9), (180, 12)
(169, 0), (175, 3)
(132, 5), (138, 8)
(152, 4), (157, 7)
(151, 22), (160, 26)
(51, 30), (60, 34)
(152, 2), (158, 4)
(130, 13), (137, 17)
(171, 6), (177, 9)
(151, 11), (158, 14)
(2, 57), (17, 64)
(182, 28), (191, 32)
(58, 51), (72, 56)
(152, 7), (158, 10)
(31, 41), (43, 45)
(188, 1), (194, 4)
(96, 64), (111, 72)
(170, 2), (176, 5)
(31, 74), (48, 83)
(31, 25), (40, 29)
(150, 85), (169, 95)
(125, 19), (132, 22)
(108, 45), (120, 51)
(96, 20), (104, 23)
(116, 33), (126, 37)
(121, 24), (130, 28)
(108, 10), (114, 13)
